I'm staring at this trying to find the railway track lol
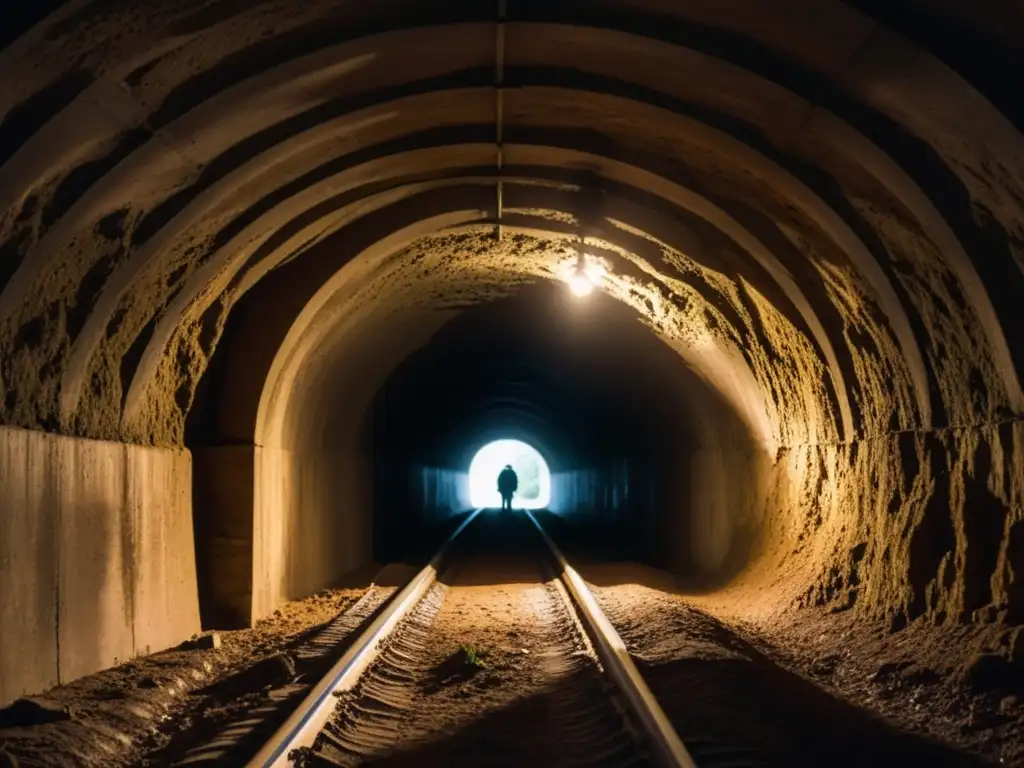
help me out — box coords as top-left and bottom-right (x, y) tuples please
(242, 509), (696, 768)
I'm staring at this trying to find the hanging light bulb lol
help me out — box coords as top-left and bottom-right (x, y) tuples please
(568, 265), (594, 297)
(567, 249), (594, 297)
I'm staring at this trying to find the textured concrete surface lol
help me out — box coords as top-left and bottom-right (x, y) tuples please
(252, 446), (374, 623)
(191, 443), (377, 628)
(0, 426), (200, 705)
(2, 0), (1024, 693)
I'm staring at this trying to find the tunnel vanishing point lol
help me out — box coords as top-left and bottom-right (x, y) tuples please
(1, 0), (1024, 707)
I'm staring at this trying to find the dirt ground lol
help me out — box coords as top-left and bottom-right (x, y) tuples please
(6, 549), (1023, 767)
(306, 512), (649, 767)
(741, 603), (1024, 765)
(580, 561), (1020, 767)
(0, 576), (379, 768)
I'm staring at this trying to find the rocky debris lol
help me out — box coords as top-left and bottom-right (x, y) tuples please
(870, 659), (912, 681)
(0, 698), (73, 728)
(754, 605), (1024, 763)
(809, 652), (842, 677)
(197, 652), (297, 703)
(900, 664), (943, 686)
(961, 652), (1024, 694)
(178, 632), (222, 651)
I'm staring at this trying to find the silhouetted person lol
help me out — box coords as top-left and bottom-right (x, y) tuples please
(497, 464), (518, 510)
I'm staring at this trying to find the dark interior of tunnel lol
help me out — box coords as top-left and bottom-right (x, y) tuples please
(369, 282), (695, 565)
(3, 0), (1024, 763)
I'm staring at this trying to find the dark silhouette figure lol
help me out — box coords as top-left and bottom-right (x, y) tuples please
(497, 464), (518, 510)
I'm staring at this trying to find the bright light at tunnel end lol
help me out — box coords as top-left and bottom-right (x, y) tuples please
(469, 439), (551, 509)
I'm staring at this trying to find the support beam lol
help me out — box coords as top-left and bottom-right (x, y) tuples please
(495, 0), (507, 239)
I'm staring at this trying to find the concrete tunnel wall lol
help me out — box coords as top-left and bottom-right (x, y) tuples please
(0, 425), (199, 706)
(2, 0), (1024, 702)
(196, 240), (463, 627)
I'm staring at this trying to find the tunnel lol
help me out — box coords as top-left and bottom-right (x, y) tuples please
(467, 439), (551, 510)
(1, 0), (1023, 763)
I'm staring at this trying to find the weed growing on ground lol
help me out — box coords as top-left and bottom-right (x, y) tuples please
(460, 644), (487, 668)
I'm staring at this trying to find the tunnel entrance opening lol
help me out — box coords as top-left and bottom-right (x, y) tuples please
(468, 439), (551, 509)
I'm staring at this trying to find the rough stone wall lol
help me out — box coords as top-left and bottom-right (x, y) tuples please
(756, 421), (1024, 630)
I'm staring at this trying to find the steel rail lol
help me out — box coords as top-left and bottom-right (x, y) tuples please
(524, 510), (699, 768)
(245, 508), (483, 768)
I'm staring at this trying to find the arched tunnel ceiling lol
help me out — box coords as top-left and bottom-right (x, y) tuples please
(2, 0), (1023, 455)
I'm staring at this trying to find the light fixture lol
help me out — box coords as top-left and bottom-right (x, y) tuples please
(568, 269), (594, 297)
(568, 251), (594, 298)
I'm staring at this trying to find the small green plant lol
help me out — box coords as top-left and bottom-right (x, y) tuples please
(460, 644), (487, 668)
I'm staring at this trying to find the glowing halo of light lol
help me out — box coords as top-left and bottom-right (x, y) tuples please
(569, 270), (595, 297)
(558, 252), (606, 298)
(468, 439), (551, 509)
